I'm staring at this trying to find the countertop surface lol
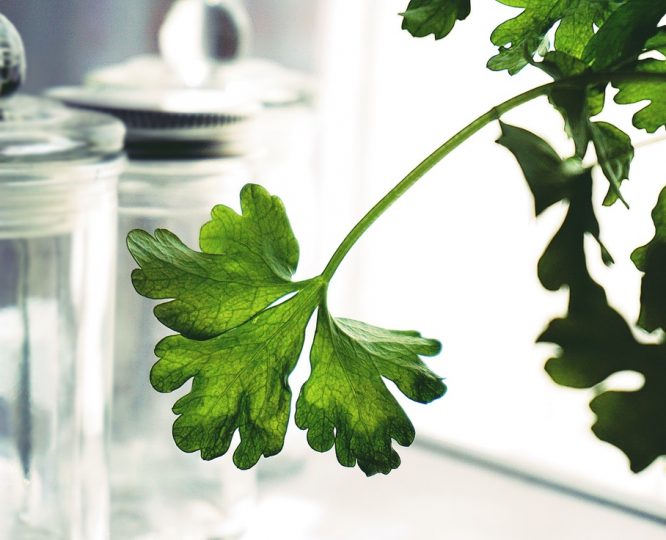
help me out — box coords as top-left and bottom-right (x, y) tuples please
(244, 439), (666, 540)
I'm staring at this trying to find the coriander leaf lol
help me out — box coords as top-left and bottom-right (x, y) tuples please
(529, 155), (666, 472)
(582, 0), (666, 70)
(128, 184), (303, 339)
(542, 53), (606, 118)
(130, 181), (446, 476)
(496, 122), (573, 215)
(400, 0), (470, 40)
(645, 27), (666, 54)
(614, 58), (666, 133)
(295, 310), (444, 476)
(537, 171), (614, 296)
(590, 121), (633, 207)
(590, 359), (666, 474)
(549, 84), (591, 158)
(551, 1), (621, 59)
(200, 184), (299, 280)
(540, 287), (666, 473)
(151, 280), (324, 468)
(538, 50), (590, 81)
(537, 51), (607, 159)
(488, 0), (618, 75)
(536, 187), (592, 295)
(496, 122), (613, 277)
(534, 53), (634, 202)
(542, 283), (637, 389)
(631, 187), (666, 332)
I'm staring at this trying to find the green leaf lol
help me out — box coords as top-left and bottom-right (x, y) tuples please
(130, 184), (445, 475)
(614, 58), (666, 133)
(542, 285), (638, 389)
(200, 184), (300, 281)
(538, 50), (590, 80)
(534, 51), (608, 160)
(537, 171), (613, 296)
(597, 17), (666, 134)
(532, 53), (634, 202)
(496, 122), (574, 215)
(496, 122), (612, 284)
(590, 360), (666, 474)
(488, 0), (619, 75)
(550, 85), (591, 158)
(151, 281), (324, 468)
(631, 187), (666, 332)
(400, 0), (471, 40)
(531, 54), (636, 203)
(128, 184), (303, 339)
(540, 290), (666, 473)
(590, 121), (633, 207)
(582, 0), (666, 70)
(531, 162), (666, 473)
(644, 26), (666, 55)
(295, 310), (444, 476)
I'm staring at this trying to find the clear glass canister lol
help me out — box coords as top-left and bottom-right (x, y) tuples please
(115, 158), (256, 540)
(48, 85), (259, 540)
(48, 1), (319, 536)
(0, 15), (126, 540)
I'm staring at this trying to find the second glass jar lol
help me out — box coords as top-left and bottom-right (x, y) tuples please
(113, 157), (255, 540)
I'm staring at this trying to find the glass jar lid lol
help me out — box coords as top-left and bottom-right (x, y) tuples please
(0, 14), (124, 167)
(47, 0), (312, 160)
(47, 85), (259, 160)
(83, 55), (313, 110)
(0, 95), (125, 165)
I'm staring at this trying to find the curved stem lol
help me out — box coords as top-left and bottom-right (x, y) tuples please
(320, 83), (552, 281)
(320, 70), (666, 282)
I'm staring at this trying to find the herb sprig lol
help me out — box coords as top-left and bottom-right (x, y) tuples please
(129, 0), (666, 475)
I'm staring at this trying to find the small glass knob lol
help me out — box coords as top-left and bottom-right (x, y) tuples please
(0, 13), (26, 98)
(159, 0), (252, 87)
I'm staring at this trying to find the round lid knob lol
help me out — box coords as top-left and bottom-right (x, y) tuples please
(159, 0), (252, 87)
(0, 13), (26, 98)
(0, 14), (125, 165)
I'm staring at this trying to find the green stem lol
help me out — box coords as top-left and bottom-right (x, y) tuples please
(320, 71), (666, 282)
(320, 83), (552, 281)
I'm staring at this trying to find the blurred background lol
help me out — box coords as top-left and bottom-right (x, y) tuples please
(3, 0), (665, 538)
(2, 0), (320, 92)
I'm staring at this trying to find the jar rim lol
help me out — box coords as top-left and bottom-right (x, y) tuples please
(0, 96), (126, 164)
(0, 153), (126, 184)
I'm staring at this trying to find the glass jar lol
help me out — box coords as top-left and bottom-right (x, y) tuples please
(0, 14), (125, 540)
(48, 2), (318, 536)
(50, 82), (260, 540)
(113, 158), (256, 540)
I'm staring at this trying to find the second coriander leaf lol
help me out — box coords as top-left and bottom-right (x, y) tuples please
(296, 310), (444, 476)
